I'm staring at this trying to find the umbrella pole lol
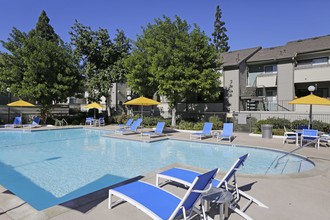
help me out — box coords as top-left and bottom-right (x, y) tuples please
(141, 105), (143, 119)
(309, 104), (312, 129)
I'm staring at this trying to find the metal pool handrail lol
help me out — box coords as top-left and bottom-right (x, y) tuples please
(275, 140), (316, 168)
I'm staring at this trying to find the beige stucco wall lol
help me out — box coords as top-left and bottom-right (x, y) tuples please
(277, 62), (295, 110)
(294, 65), (330, 83)
(223, 69), (240, 112)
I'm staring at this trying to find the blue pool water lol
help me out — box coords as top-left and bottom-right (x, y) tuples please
(0, 128), (314, 210)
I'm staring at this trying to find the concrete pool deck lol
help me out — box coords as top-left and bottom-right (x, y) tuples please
(0, 125), (329, 220)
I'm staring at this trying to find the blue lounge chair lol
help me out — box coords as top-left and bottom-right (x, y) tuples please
(23, 116), (41, 128)
(300, 129), (320, 149)
(217, 123), (234, 142)
(156, 154), (268, 220)
(117, 118), (133, 128)
(5, 117), (22, 128)
(115, 119), (142, 135)
(190, 122), (213, 140)
(95, 117), (105, 126)
(108, 168), (218, 220)
(141, 122), (166, 138)
(85, 117), (94, 126)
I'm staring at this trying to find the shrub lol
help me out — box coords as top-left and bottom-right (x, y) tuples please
(264, 117), (291, 129)
(255, 117), (291, 132)
(142, 116), (164, 127)
(291, 119), (309, 129)
(177, 120), (195, 130)
(273, 129), (284, 136)
(255, 119), (269, 132)
(114, 114), (130, 124)
(208, 116), (223, 130)
(193, 122), (204, 130)
(312, 120), (330, 133)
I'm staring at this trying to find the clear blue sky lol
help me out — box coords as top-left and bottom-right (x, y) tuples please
(1, 0), (329, 51)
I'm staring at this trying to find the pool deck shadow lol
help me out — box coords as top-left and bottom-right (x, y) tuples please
(0, 125), (330, 220)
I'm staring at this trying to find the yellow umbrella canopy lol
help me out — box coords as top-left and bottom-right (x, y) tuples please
(289, 94), (330, 128)
(7, 99), (35, 123)
(124, 96), (160, 117)
(84, 102), (105, 118)
(84, 102), (106, 109)
(7, 99), (35, 107)
(288, 94), (330, 105)
(124, 96), (160, 106)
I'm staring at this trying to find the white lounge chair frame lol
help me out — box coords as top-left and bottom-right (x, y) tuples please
(156, 155), (268, 220)
(283, 126), (299, 146)
(109, 169), (217, 220)
(190, 122), (213, 140)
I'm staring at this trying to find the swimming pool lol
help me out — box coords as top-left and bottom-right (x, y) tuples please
(0, 128), (314, 210)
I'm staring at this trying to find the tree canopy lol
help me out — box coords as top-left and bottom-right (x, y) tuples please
(0, 10), (81, 120)
(125, 16), (221, 125)
(70, 21), (131, 115)
(212, 5), (230, 53)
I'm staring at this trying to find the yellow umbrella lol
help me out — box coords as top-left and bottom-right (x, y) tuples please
(7, 99), (35, 123)
(124, 96), (160, 117)
(7, 99), (35, 107)
(84, 102), (105, 109)
(84, 102), (105, 118)
(289, 94), (330, 128)
(288, 94), (330, 105)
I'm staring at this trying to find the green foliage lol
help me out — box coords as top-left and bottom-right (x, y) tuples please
(0, 11), (81, 121)
(291, 119), (309, 129)
(254, 119), (269, 132)
(176, 120), (205, 130)
(70, 21), (131, 107)
(312, 120), (330, 133)
(273, 129), (284, 136)
(208, 116), (223, 130)
(125, 16), (221, 125)
(193, 122), (205, 130)
(255, 117), (291, 132)
(177, 120), (195, 130)
(113, 114), (130, 124)
(254, 118), (330, 134)
(212, 5), (230, 53)
(141, 116), (163, 127)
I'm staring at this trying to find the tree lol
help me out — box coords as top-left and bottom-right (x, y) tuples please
(212, 5), (230, 53)
(0, 10), (81, 121)
(125, 16), (220, 126)
(70, 21), (131, 116)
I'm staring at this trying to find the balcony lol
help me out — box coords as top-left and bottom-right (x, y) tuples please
(294, 64), (330, 83)
(256, 74), (277, 88)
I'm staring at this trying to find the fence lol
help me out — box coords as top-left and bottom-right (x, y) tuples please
(143, 109), (330, 133)
(0, 105), (69, 124)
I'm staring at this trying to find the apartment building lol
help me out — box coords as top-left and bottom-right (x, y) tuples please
(222, 34), (330, 114)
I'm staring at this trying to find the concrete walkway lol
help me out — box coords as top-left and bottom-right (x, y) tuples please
(0, 125), (329, 220)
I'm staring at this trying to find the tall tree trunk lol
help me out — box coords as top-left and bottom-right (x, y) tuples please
(106, 97), (111, 117)
(171, 107), (176, 127)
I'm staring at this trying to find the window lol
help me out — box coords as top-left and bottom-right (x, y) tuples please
(297, 57), (329, 67)
(247, 72), (259, 86)
(266, 88), (277, 97)
(296, 88), (329, 98)
(264, 65), (277, 73)
(312, 57), (328, 65)
(297, 59), (311, 67)
(314, 88), (329, 98)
